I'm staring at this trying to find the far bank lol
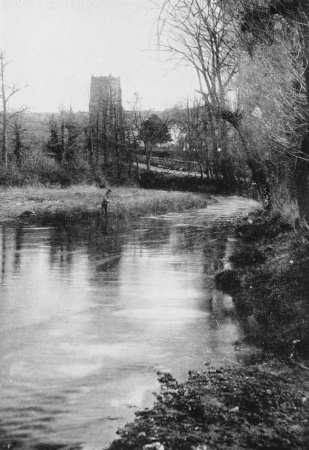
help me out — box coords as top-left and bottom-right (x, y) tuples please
(0, 185), (212, 226)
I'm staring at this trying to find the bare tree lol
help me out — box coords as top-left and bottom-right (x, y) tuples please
(157, 0), (271, 197)
(157, 0), (238, 108)
(0, 52), (27, 168)
(173, 99), (213, 179)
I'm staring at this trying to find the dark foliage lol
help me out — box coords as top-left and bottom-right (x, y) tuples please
(215, 269), (241, 294)
(236, 213), (292, 241)
(138, 114), (171, 146)
(230, 247), (266, 267)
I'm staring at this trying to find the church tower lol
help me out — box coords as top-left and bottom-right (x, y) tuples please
(88, 75), (124, 171)
(89, 74), (122, 120)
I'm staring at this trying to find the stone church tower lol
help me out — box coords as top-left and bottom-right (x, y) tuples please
(89, 74), (122, 121)
(88, 75), (124, 172)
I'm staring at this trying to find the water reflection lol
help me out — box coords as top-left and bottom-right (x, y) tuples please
(0, 196), (260, 449)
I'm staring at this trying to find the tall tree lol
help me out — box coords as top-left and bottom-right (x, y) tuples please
(46, 115), (62, 163)
(11, 116), (26, 167)
(0, 52), (26, 168)
(173, 99), (213, 179)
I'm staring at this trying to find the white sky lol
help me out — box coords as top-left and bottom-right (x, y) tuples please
(0, 0), (199, 112)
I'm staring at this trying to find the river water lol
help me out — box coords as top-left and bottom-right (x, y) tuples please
(0, 196), (260, 449)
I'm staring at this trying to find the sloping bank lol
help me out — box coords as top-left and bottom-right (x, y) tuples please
(108, 211), (309, 450)
(216, 211), (309, 359)
(0, 185), (211, 226)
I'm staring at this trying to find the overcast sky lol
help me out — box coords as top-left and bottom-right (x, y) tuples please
(0, 0), (199, 112)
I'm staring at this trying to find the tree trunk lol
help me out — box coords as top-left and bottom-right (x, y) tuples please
(220, 119), (236, 189)
(238, 125), (271, 208)
(88, 130), (95, 172)
(247, 157), (271, 209)
(295, 5), (309, 223)
(294, 132), (309, 223)
(0, 53), (24, 169)
(208, 110), (219, 179)
(146, 153), (151, 172)
(2, 111), (7, 168)
(1, 81), (7, 168)
(205, 161), (212, 179)
(13, 123), (23, 167)
(145, 143), (152, 172)
(127, 145), (132, 178)
(60, 116), (65, 168)
(136, 155), (141, 180)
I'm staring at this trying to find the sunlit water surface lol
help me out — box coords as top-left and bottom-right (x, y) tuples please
(0, 196), (260, 449)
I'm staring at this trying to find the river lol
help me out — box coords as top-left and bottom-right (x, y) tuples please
(0, 195), (260, 449)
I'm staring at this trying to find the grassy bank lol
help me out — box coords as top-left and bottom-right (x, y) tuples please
(0, 185), (211, 226)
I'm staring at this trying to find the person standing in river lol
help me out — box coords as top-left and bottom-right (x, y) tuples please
(102, 188), (112, 217)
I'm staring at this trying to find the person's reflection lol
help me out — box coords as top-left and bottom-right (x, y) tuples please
(13, 226), (23, 272)
(1, 225), (7, 284)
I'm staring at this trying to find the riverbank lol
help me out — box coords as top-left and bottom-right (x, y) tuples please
(109, 362), (309, 450)
(216, 211), (309, 359)
(0, 185), (211, 226)
(107, 211), (309, 450)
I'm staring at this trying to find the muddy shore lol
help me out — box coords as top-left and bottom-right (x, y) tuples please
(108, 363), (309, 450)
(107, 210), (309, 450)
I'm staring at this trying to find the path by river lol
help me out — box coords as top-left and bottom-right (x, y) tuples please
(0, 196), (260, 449)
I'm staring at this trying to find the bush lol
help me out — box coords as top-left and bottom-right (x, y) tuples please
(19, 153), (64, 185)
(65, 159), (90, 185)
(0, 150), (94, 187)
(236, 212), (292, 241)
(215, 269), (241, 294)
(0, 164), (25, 186)
(230, 247), (266, 267)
